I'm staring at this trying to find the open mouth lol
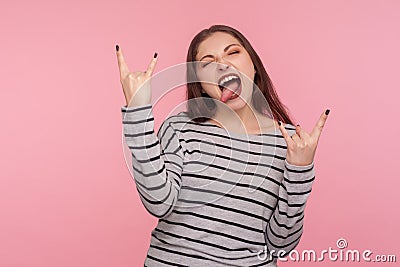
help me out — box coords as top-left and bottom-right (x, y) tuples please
(217, 73), (242, 102)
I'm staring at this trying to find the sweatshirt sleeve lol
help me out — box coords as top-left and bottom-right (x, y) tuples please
(264, 158), (315, 258)
(121, 103), (184, 219)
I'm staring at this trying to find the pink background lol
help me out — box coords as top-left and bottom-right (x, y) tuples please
(1, 0), (399, 266)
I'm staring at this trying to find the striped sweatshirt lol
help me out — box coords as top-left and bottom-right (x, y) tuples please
(121, 103), (315, 267)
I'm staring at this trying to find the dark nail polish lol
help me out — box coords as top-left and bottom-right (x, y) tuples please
(278, 121), (281, 126)
(154, 52), (158, 58)
(116, 44), (119, 51)
(296, 124), (300, 126)
(325, 109), (330, 115)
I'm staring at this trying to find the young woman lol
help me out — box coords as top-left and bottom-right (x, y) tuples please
(116, 25), (329, 266)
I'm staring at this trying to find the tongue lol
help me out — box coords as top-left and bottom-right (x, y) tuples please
(219, 79), (240, 102)
(220, 88), (234, 102)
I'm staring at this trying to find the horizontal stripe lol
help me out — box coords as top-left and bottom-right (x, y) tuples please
(280, 182), (312, 195)
(180, 139), (285, 160)
(182, 163), (282, 187)
(285, 164), (314, 173)
(277, 205), (304, 218)
(268, 219), (303, 239)
(272, 212), (305, 230)
(171, 209), (263, 233)
(150, 244), (208, 263)
(181, 185), (275, 211)
(122, 107), (316, 266)
(181, 173), (279, 202)
(160, 219), (265, 246)
(266, 230), (302, 250)
(123, 116), (154, 124)
(277, 196), (307, 207)
(124, 129), (154, 137)
(177, 198), (269, 222)
(153, 229), (256, 254)
(283, 175), (315, 184)
(121, 104), (152, 112)
(133, 178), (173, 204)
(146, 254), (185, 267)
(134, 191), (176, 219)
(186, 120), (294, 138)
(126, 138), (159, 149)
(179, 137), (286, 156)
(130, 159), (182, 191)
(130, 157), (166, 177)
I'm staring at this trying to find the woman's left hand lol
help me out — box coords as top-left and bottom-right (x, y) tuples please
(278, 109), (330, 166)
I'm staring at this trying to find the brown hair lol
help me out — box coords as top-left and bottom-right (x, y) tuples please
(185, 24), (295, 125)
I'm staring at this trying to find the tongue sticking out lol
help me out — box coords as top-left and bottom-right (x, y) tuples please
(220, 88), (234, 102)
(219, 78), (241, 103)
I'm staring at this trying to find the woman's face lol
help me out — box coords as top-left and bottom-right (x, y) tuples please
(195, 32), (256, 110)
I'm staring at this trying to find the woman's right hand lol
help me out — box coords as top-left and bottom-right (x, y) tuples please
(116, 44), (158, 107)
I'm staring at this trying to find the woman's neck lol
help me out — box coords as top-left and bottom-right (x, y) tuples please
(211, 102), (267, 133)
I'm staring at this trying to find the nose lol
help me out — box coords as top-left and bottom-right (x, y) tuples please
(217, 60), (230, 71)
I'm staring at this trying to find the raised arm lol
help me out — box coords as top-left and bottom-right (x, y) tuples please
(265, 110), (329, 258)
(264, 159), (315, 258)
(121, 104), (184, 218)
(116, 45), (184, 218)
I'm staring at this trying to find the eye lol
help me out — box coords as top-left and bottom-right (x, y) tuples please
(202, 61), (212, 68)
(201, 51), (239, 68)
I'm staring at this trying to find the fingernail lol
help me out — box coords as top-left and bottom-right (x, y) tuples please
(325, 109), (330, 115)
(154, 52), (158, 58)
(296, 124), (300, 127)
(278, 121), (281, 126)
(116, 44), (119, 52)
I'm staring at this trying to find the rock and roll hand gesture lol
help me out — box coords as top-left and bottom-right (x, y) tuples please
(115, 44), (329, 166)
(116, 44), (158, 107)
(278, 109), (330, 166)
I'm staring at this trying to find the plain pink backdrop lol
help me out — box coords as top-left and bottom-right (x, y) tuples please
(1, 0), (398, 266)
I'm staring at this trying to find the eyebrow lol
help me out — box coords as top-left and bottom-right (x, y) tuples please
(198, 43), (241, 61)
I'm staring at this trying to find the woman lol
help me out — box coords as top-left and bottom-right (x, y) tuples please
(117, 24), (329, 266)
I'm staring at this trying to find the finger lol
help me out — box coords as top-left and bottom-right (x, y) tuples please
(278, 121), (294, 146)
(291, 133), (302, 147)
(311, 109), (330, 139)
(291, 132), (301, 143)
(295, 124), (303, 139)
(295, 124), (310, 140)
(116, 45), (130, 80)
(145, 52), (158, 77)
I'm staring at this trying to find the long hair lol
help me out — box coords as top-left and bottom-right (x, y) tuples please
(185, 24), (295, 125)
